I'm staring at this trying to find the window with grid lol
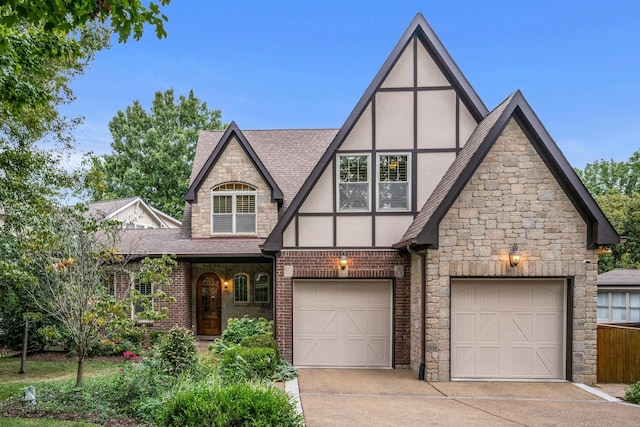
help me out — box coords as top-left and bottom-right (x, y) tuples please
(254, 273), (270, 303)
(597, 290), (640, 322)
(132, 279), (153, 318)
(234, 274), (249, 302)
(378, 154), (409, 210)
(212, 183), (257, 234)
(338, 155), (370, 211)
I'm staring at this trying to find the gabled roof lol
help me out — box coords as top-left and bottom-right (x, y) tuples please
(187, 126), (337, 213)
(395, 90), (620, 250)
(88, 196), (181, 228)
(263, 13), (488, 252)
(598, 269), (640, 286)
(185, 122), (284, 204)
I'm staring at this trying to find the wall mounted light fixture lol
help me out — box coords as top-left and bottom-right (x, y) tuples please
(340, 251), (348, 270)
(223, 280), (229, 290)
(509, 244), (521, 267)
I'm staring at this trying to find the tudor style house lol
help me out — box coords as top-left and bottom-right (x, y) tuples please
(89, 196), (182, 229)
(115, 13), (619, 385)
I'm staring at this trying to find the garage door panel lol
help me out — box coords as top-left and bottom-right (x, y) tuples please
(294, 280), (392, 367)
(452, 279), (565, 380)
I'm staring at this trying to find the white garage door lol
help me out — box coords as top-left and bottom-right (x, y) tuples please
(451, 279), (565, 380)
(293, 280), (392, 367)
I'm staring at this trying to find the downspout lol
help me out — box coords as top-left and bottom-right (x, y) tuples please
(407, 244), (427, 381)
(262, 252), (278, 348)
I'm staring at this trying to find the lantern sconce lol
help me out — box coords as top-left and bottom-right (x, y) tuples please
(509, 244), (521, 268)
(223, 280), (229, 290)
(339, 251), (348, 270)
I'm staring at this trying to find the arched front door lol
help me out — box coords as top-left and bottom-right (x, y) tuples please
(196, 273), (222, 335)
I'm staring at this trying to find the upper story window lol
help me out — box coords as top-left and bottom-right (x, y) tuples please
(378, 154), (409, 210)
(598, 290), (640, 323)
(212, 183), (257, 234)
(338, 155), (370, 211)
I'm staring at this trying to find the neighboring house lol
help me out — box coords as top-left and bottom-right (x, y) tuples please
(88, 196), (181, 229)
(114, 13), (619, 385)
(597, 269), (640, 325)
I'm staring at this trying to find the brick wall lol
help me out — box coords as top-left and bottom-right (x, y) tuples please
(415, 118), (599, 384)
(190, 137), (279, 238)
(113, 261), (192, 332)
(274, 250), (411, 366)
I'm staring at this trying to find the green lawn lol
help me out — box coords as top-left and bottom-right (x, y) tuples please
(0, 355), (124, 426)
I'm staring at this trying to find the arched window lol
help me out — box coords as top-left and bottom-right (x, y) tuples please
(234, 273), (249, 303)
(212, 183), (257, 234)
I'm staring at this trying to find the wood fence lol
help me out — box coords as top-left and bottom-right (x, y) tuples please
(597, 324), (640, 383)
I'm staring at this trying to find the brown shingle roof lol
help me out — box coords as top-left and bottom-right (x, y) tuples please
(117, 228), (265, 257)
(598, 269), (640, 286)
(190, 127), (338, 213)
(87, 196), (139, 217)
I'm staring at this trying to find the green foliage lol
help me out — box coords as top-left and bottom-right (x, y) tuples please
(0, 313), (63, 353)
(220, 346), (278, 383)
(221, 316), (273, 345)
(155, 326), (198, 376)
(595, 192), (640, 272)
(0, 1), (170, 43)
(625, 381), (640, 404)
(160, 380), (303, 427)
(85, 89), (225, 219)
(241, 333), (281, 362)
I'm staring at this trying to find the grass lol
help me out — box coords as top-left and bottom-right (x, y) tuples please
(0, 418), (98, 426)
(0, 355), (124, 426)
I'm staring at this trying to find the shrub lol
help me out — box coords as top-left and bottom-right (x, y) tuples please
(240, 333), (280, 362)
(220, 346), (278, 383)
(149, 330), (166, 345)
(160, 380), (303, 427)
(221, 316), (273, 345)
(155, 326), (198, 375)
(626, 381), (640, 404)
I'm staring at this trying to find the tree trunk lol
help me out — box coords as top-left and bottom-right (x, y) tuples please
(18, 319), (28, 374)
(75, 353), (84, 387)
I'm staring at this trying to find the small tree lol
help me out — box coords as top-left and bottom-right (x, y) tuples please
(22, 205), (177, 387)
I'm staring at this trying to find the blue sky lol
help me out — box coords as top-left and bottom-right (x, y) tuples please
(62, 0), (640, 170)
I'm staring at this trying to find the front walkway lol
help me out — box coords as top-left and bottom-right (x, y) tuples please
(296, 368), (639, 426)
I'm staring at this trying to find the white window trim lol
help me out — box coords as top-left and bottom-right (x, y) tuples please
(377, 153), (411, 211)
(597, 288), (640, 323)
(254, 273), (270, 303)
(211, 184), (258, 235)
(336, 153), (371, 212)
(233, 273), (250, 303)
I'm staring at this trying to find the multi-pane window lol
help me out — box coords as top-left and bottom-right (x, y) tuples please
(254, 273), (270, 303)
(234, 274), (249, 302)
(378, 154), (409, 210)
(132, 279), (153, 318)
(338, 155), (370, 211)
(597, 290), (640, 323)
(212, 183), (257, 234)
(106, 272), (116, 298)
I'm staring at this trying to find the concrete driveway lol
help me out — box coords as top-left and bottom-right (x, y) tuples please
(296, 368), (640, 426)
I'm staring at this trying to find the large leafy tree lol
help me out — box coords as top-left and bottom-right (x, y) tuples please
(576, 150), (640, 272)
(18, 206), (177, 387)
(86, 89), (225, 219)
(0, 1), (170, 43)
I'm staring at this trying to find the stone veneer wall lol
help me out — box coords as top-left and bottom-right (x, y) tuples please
(190, 137), (279, 238)
(274, 250), (411, 366)
(191, 263), (273, 332)
(414, 118), (599, 384)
